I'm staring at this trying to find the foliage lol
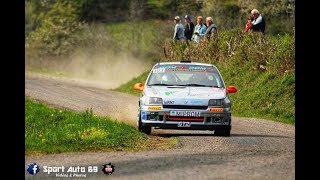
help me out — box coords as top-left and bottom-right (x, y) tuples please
(80, 0), (130, 22)
(163, 30), (294, 75)
(25, 0), (43, 36)
(26, 0), (86, 60)
(25, 0), (295, 62)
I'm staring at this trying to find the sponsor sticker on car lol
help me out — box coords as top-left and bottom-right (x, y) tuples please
(141, 112), (146, 120)
(209, 108), (223, 112)
(169, 111), (201, 117)
(148, 106), (162, 110)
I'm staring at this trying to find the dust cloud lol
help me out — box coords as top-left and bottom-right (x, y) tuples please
(26, 50), (153, 89)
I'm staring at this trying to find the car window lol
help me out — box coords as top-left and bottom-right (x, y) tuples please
(147, 64), (224, 87)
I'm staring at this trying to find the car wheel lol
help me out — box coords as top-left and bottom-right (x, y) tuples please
(137, 111), (152, 135)
(214, 129), (231, 137)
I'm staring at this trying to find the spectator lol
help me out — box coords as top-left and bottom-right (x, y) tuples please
(244, 15), (254, 33)
(251, 9), (266, 34)
(173, 16), (185, 41)
(204, 17), (218, 42)
(191, 16), (207, 43)
(184, 15), (194, 41)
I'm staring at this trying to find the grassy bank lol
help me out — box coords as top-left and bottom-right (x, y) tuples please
(219, 64), (294, 124)
(25, 98), (176, 155)
(114, 31), (295, 124)
(114, 71), (150, 96)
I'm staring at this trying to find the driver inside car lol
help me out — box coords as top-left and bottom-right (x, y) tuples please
(190, 72), (217, 86)
(161, 73), (178, 85)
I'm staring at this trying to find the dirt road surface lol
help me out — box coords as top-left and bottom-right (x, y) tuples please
(25, 74), (295, 179)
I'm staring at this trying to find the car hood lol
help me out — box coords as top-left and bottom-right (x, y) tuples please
(144, 86), (226, 106)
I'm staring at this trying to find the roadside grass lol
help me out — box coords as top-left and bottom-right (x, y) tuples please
(113, 71), (150, 96)
(219, 64), (295, 124)
(25, 98), (176, 155)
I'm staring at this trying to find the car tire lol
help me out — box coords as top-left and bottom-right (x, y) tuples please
(141, 125), (152, 135)
(214, 129), (231, 137)
(137, 111), (152, 135)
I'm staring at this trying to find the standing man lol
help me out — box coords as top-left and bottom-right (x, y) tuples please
(191, 16), (207, 43)
(251, 9), (266, 34)
(173, 16), (185, 41)
(204, 17), (218, 42)
(184, 15), (194, 41)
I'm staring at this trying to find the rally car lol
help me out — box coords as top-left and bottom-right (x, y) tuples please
(133, 61), (237, 136)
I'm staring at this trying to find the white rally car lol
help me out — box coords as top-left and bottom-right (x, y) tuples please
(133, 61), (237, 136)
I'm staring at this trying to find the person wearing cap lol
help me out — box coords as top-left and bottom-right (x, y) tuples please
(173, 16), (185, 41)
(204, 17), (218, 42)
(250, 9), (265, 34)
(184, 15), (194, 41)
(191, 16), (207, 43)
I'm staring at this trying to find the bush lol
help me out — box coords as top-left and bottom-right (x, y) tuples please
(26, 0), (85, 60)
(162, 29), (294, 75)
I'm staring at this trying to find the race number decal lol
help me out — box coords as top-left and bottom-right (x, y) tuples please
(153, 68), (165, 73)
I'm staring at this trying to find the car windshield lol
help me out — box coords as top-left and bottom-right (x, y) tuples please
(147, 64), (225, 88)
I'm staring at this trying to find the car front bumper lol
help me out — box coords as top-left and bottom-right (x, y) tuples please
(139, 105), (232, 130)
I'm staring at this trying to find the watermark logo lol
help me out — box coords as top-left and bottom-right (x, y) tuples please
(27, 162), (40, 175)
(102, 163), (115, 175)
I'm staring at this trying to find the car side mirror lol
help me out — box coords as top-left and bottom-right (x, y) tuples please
(227, 85), (237, 94)
(133, 83), (144, 91)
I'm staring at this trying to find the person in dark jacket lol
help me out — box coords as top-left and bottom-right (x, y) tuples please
(184, 15), (194, 41)
(204, 17), (218, 42)
(251, 9), (266, 34)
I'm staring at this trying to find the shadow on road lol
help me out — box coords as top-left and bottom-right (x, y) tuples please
(154, 133), (213, 137)
(154, 133), (290, 139)
(231, 134), (290, 138)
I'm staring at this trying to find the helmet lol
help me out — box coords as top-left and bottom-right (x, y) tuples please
(161, 73), (177, 84)
(190, 72), (208, 84)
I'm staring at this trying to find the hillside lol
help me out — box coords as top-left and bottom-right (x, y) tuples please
(25, 0), (295, 124)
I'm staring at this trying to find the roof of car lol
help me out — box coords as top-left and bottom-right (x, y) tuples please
(156, 61), (216, 67)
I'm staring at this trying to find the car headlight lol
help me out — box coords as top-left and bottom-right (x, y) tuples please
(145, 97), (163, 105)
(208, 98), (231, 107)
(208, 99), (223, 106)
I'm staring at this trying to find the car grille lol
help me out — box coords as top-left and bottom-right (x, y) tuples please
(163, 105), (208, 110)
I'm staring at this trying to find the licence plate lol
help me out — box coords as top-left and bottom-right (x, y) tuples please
(169, 111), (201, 117)
(178, 122), (191, 127)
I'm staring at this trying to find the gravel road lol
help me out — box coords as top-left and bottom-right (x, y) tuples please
(25, 73), (295, 180)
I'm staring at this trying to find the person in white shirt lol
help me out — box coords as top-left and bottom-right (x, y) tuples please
(191, 16), (207, 43)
